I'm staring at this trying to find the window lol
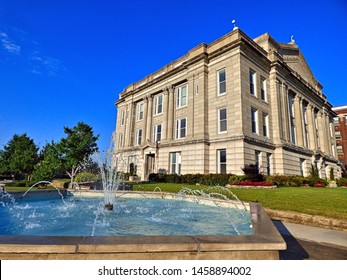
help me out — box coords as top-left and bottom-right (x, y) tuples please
(218, 108), (227, 133)
(266, 153), (271, 175)
(251, 108), (258, 134)
(345, 115), (347, 123)
(217, 149), (227, 174)
(288, 94), (296, 144)
(176, 84), (188, 108)
(170, 152), (181, 174)
(255, 150), (261, 173)
(154, 94), (163, 115)
(118, 133), (123, 149)
(136, 102), (144, 121)
(176, 118), (187, 139)
(121, 110), (125, 126)
(260, 76), (267, 101)
(135, 129), (142, 146)
(335, 131), (341, 139)
(300, 159), (305, 177)
(217, 68), (226, 95)
(337, 145), (344, 154)
(249, 69), (256, 96)
(262, 112), (269, 137)
(333, 117), (339, 124)
(153, 124), (162, 142)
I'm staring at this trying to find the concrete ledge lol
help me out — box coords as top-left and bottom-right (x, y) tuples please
(266, 208), (347, 232)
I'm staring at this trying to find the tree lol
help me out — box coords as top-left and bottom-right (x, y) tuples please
(58, 122), (99, 184)
(0, 133), (39, 180)
(33, 141), (62, 181)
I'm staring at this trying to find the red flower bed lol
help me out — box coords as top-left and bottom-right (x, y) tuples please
(313, 183), (325, 188)
(235, 181), (273, 187)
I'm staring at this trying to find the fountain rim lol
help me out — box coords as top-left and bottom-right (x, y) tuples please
(0, 190), (286, 259)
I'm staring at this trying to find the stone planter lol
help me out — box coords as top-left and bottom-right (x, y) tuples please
(328, 181), (337, 188)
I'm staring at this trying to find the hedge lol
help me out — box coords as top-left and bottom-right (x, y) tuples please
(148, 173), (234, 186)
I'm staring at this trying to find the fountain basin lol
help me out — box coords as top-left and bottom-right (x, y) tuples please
(0, 190), (286, 260)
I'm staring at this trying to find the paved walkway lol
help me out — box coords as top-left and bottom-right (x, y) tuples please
(273, 220), (347, 260)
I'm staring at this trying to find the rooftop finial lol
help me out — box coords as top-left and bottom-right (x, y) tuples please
(290, 35), (295, 44)
(232, 19), (238, 31)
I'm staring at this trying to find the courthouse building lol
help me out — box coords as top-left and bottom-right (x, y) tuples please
(332, 105), (347, 171)
(114, 27), (340, 181)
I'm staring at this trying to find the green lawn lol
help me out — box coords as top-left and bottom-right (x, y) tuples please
(133, 183), (347, 220)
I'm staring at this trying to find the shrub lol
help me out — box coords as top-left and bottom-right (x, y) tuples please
(147, 173), (233, 186)
(265, 175), (308, 187)
(241, 164), (264, 182)
(337, 177), (347, 187)
(229, 175), (247, 185)
(75, 172), (99, 183)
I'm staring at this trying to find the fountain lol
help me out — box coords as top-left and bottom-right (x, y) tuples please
(0, 132), (286, 260)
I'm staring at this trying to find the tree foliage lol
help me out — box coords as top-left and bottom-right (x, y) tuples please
(0, 133), (39, 180)
(58, 122), (99, 182)
(33, 141), (61, 181)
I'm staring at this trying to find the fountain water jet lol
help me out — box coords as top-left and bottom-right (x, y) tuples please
(94, 132), (125, 211)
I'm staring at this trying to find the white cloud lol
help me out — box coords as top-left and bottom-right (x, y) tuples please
(29, 53), (64, 76)
(0, 32), (21, 54)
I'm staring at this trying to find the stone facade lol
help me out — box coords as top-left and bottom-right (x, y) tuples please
(332, 105), (347, 171)
(114, 28), (340, 181)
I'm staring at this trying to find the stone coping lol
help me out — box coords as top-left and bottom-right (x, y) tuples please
(266, 208), (347, 232)
(0, 191), (286, 259)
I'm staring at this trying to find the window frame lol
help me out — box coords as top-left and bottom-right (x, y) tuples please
(135, 128), (142, 146)
(136, 102), (144, 121)
(170, 152), (182, 175)
(218, 107), (227, 134)
(260, 76), (267, 101)
(153, 124), (162, 142)
(262, 112), (269, 137)
(176, 83), (188, 109)
(217, 68), (226, 96)
(251, 107), (258, 134)
(121, 110), (125, 126)
(249, 69), (256, 96)
(154, 94), (163, 116)
(176, 117), (187, 139)
(217, 149), (227, 174)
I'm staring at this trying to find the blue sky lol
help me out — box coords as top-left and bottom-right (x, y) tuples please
(0, 0), (346, 152)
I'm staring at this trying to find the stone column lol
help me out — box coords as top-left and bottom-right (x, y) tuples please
(125, 102), (134, 147)
(317, 111), (325, 151)
(281, 84), (290, 142)
(322, 109), (331, 154)
(142, 97), (149, 142)
(167, 86), (175, 140)
(162, 88), (169, 141)
(145, 95), (153, 142)
(276, 80), (284, 140)
(294, 95), (304, 147)
(306, 104), (317, 150)
(187, 75), (194, 138)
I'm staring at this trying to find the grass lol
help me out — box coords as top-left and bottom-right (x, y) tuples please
(133, 182), (347, 220)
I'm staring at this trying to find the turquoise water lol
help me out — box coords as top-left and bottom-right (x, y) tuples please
(0, 195), (253, 236)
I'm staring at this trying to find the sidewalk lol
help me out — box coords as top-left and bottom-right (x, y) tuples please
(273, 220), (347, 260)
